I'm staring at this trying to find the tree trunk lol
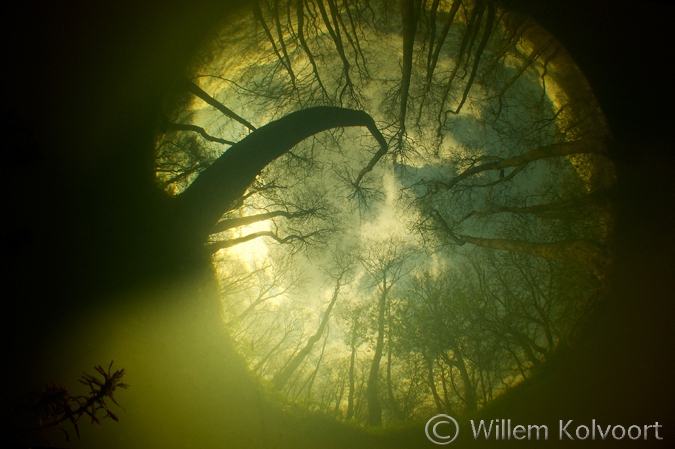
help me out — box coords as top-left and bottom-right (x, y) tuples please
(301, 328), (330, 396)
(398, 0), (420, 138)
(386, 300), (404, 420)
(450, 3), (495, 115)
(425, 354), (444, 413)
(436, 0), (485, 132)
(176, 106), (386, 238)
(448, 348), (477, 412)
(272, 278), (342, 390)
(346, 333), (357, 420)
(418, 0), (461, 126)
(316, 0), (353, 102)
(366, 285), (388, 426)
(494, 39), (553, 120)
(252, 0), (296, 88)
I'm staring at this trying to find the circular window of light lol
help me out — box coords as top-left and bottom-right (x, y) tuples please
(155, 0), (615, 427)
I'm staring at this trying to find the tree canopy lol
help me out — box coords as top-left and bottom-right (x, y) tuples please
(154, 0), (615, 427)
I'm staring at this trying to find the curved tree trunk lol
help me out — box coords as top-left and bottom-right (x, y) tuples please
(212, 209), (317, 233)
(176, 106), (386, 238)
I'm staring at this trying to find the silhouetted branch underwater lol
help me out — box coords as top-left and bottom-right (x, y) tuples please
(2, 361), (128, 446)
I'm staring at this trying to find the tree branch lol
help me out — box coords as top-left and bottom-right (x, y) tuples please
(493, 39), (553, 120)
(457, 190), (612, 223)
(164, 122), (236, 145)
(296, 0), (331, 100)
(430, 207), (608, 273)
(181, 79), (257, 131)
(208, 229), (326, 253)
(211, 208), (318, 233)
(430, 139), (605, 192)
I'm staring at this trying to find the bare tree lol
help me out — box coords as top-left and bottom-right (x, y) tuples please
(358, 237), (412, 426)
(272, 250), (356, 389)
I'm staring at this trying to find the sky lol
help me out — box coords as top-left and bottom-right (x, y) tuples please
(152, 0), (615, 419)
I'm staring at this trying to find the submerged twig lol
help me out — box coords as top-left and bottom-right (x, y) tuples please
(9, 361), (129, 444)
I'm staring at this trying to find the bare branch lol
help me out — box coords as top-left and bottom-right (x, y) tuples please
(457, 190), (612, 223)
(181, 79), (257, 131)
(208, 229), (327, 254)
(163, 122), (236, 146)
(429, 139), (605, 192)
(212, 208), (319, 233)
